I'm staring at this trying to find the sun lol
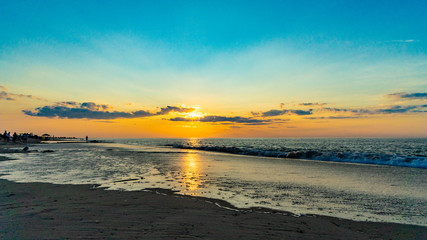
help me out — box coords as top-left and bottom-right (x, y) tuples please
(185, 110), (202, 119)
(183, 106), (205, 120)
(185, 110), (204, 120)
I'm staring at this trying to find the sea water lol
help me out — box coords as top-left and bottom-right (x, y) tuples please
(0, 138), (426, 226)
(116, 138), (427, 168)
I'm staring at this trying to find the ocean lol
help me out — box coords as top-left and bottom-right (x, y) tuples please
(0, 138), (426, 226)
(115, 138), (427, 168)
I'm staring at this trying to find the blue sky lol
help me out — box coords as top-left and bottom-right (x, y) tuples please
(1, 0), (426, 51)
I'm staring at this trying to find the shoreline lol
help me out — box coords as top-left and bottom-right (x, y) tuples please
(1, 179), (426, 239)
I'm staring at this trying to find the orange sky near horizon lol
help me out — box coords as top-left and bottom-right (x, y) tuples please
(1, 94), (426, 138)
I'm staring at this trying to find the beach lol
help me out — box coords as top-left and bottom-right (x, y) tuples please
(1, 179), (426, 239)
(1, 139), (426, 239)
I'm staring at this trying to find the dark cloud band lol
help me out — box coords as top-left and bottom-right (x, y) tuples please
(169, 115), (271, 125)
(23, 102), (195, 119)
(261, 109), (312, 117)
(387, 92), (427, 100)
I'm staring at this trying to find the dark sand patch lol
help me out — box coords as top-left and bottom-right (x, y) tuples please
(0, 156), (13, 162)
(0, 179), (425, 239)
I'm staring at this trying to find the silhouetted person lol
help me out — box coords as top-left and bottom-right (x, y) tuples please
(86, 136), (88, 143)
(12, 132), (17, 143)
(2, 130), (6, 141)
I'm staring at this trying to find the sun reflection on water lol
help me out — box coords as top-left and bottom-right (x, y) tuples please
(182, 151), (201, 195)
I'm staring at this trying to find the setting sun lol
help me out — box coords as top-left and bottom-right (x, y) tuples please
(184, 107), (205, 120)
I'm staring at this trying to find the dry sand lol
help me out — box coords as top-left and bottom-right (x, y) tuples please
(1, 179), (425, 239)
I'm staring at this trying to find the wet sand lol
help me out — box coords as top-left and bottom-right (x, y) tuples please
(1, 179), (425, 239)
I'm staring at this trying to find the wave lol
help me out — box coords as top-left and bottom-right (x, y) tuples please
(166, 144), (427, 169)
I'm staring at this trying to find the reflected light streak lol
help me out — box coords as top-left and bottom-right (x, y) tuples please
(182, 151), (201, 195)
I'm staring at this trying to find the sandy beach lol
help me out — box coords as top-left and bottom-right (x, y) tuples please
(1, 179), (426, 239)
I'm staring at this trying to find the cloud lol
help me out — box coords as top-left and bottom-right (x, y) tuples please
(23, 102), (195, 119)
(261, 109), (312, 117)
(299, 102), (327, 106)
(23, 106), (152, 119)
(291, 109), (313, 115)
(55, 101), (78, 106)
(0, 91), (15, 101)
(156, 106), (195, 115)
(81, 102), (112, 111)
(322, 107), (360, 113)
(304, 116), (361, 120)
(375, 105), (421, 114)
(0, 86), (45, 101)
(169, 115), (272, 125)
(387, 92), (427, 100)
(390, 39), (417, 43)
(322, 105), (427, 116)
(54, 101), (112, 111)
(261, 109), (288, 117)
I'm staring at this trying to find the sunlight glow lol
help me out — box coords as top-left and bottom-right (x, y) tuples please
(183, 106), (206, 120)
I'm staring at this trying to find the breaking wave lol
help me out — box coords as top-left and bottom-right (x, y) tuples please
(166, 144), (427, 169)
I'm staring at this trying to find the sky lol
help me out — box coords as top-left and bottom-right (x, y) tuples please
(1, 0), (426, 138)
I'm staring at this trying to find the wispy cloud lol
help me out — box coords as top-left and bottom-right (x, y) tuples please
(260, 109), (313, 117)
(321, 107), (361, 113)
(306, 104), (427, 119)
(0, 91), (14, 101)
(375, 105), (421, 114)
(304, 116), (362, 120)
(299, 102), (327, 107)
(0, 86), (45, 101)
(386, 92), (427, 100)
(389, 39), (418, 43)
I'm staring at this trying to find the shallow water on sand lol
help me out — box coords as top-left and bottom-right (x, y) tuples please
(0, 142), (426, 226)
